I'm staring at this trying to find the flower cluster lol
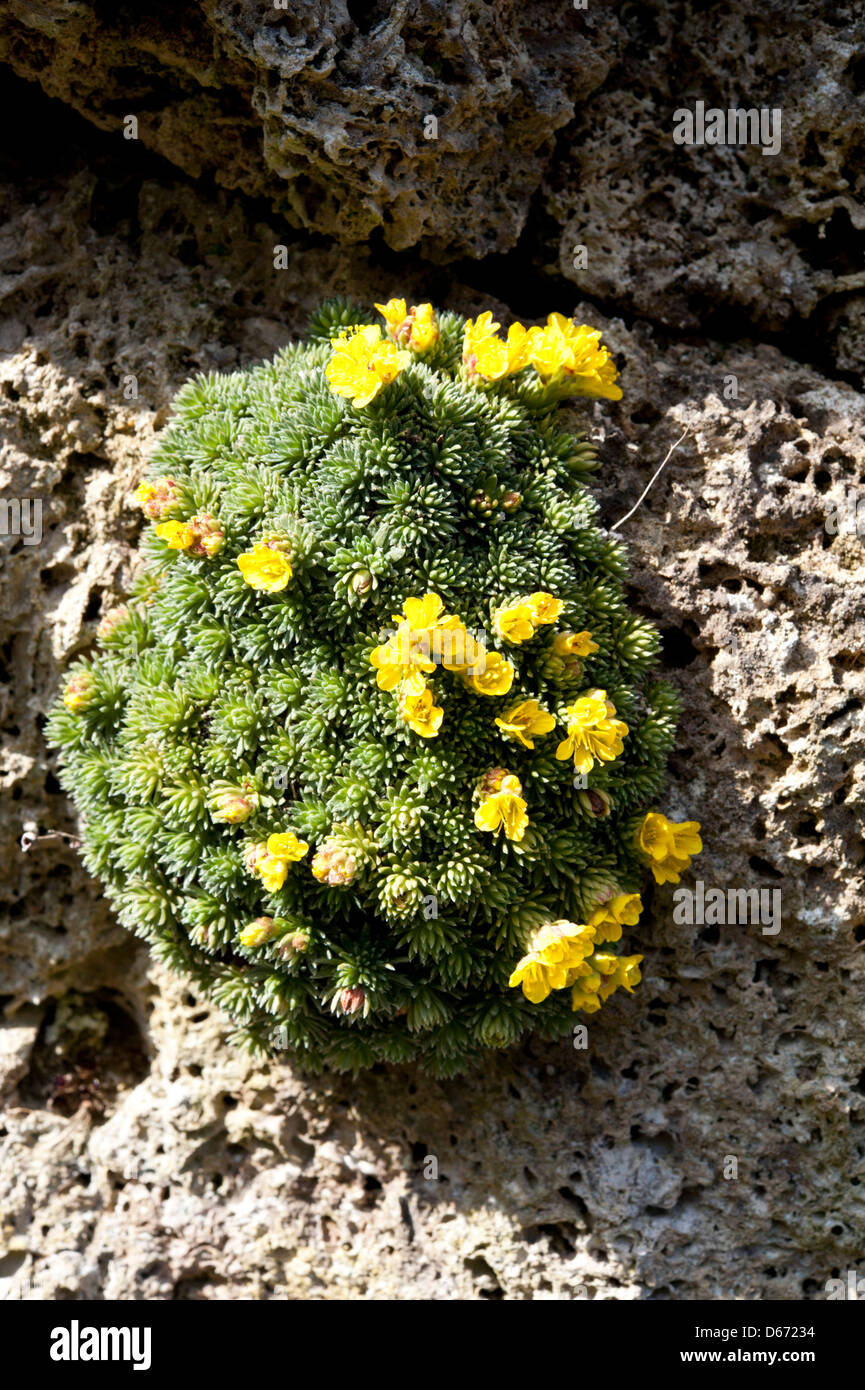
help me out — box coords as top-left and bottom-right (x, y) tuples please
(461, 311), (622, 399)
(322, 302), (620, 414)
(135, 477), (179, 520)
(375, 298), (439, 352)
(154, 513), (225, 558)
(569, 952), (644, 1014)
(50, 295), (697, 1073)
(312, 838), (359, 888)
(369, 591), (634, 843)
(369, 592), (513, 733)
(135, 481), (225, 561)
(239, 917), (310, 954)
(508, 916), (642, 1014)
(507, 813), (703, 1012)
(492, 591), (563, 644)
(508, 921), (598, 1003)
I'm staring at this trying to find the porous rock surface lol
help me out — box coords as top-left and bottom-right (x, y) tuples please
(0, 5), (863, 1301)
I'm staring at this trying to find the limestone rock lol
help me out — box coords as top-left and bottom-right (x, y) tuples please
(0, 0), (616, 259)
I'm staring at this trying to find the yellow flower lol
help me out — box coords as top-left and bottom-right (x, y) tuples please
(462, 311), (500, 362)
(597, 952), (643, 1002)
(507, 956), (553, 1004)
(508, 921), (597, 1002)
(399, 686), (443, 738)
(375, 299), (439, 352)
(501, 323), (536, 374)
(155, 514), (224, 557)
(526, 591), (564, 625)
(552, 630), (599, 658)
(410, 302), (439, 351)
(474, 773), (528, 842)
(588, 892), (643, 944)
(555, 687), (628, 775)
(370, 636), (433, 697)
(528, 314), (622, 400)
(494, 698), (556, 750)
(155, 519), (194, 550)
(246, 832), (309, 894)
(464, 650), (515, 697)
(326, 324), (410, 406)
(237, 543), (293, 592)
(492, 601), (536, 644)
(267, 832), (309, 862)
(463, 317), (535, 381)
(393, 592), (449, 631)
(638, 812), (702, 885)
(571, 983), (603, 1013)
(375, 298), (408, 334)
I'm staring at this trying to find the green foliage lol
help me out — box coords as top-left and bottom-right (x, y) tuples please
(47, 299), (679, 1075)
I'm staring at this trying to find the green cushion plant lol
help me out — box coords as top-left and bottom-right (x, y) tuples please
(47, 297), (700, 1075)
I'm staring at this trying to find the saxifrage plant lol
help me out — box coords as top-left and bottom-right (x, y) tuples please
(47, 298), (701, 1075)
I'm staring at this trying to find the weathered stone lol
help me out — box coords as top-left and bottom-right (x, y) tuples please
(0, 0), (616, 259)
(544, 0), (865, 367)
(1, 24), (864, 1301)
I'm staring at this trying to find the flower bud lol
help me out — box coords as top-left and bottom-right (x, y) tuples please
(478, 767), (509, 796)
(136, 477), (179, 521)
(212, 787), (256, 823)
(469, 490), (498, 514)
(339, 986), (365, 1015)
(240, 917), (278, 948)
(96, 605), (129, 640)
(312, 840), (357, 887)
(63, 671), (94, 712)
(350, 568), (373, 595)
(501, 490), (522, 512)
(261, 532), (291, 553)
(243, 841), (268, 874)
(187, 513), (225, 558)
(578, 789), (612, 817)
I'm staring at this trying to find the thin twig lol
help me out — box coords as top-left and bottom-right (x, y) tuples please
(20, 829), (81, 852)
(609, 427), (690, 532)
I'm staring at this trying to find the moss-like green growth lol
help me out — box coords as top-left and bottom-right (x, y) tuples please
(47, 299), (682, 1075)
